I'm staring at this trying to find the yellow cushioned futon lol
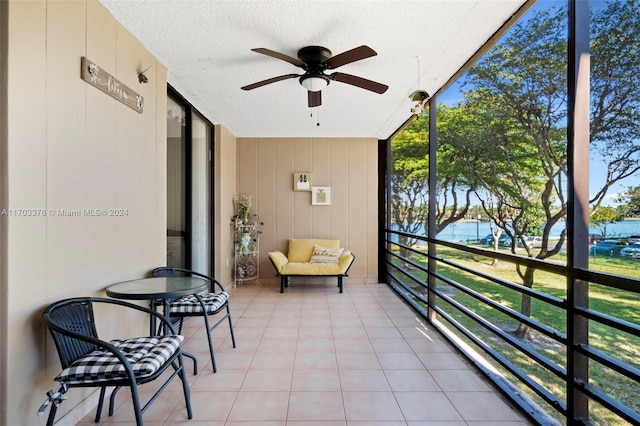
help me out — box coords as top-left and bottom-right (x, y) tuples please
(268, 238), (355, 293)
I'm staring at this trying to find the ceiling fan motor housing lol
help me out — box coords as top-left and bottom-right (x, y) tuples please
(297, 46), (333, 92)
(297, 46), (332, 66)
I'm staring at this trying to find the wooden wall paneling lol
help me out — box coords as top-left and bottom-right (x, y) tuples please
(312, 138), (332, 238)
(257, 138), (276, 273)
(293, 138), (313, 237)
(45, 0), (88, 296)
(347, 138), (369, 278)
(8, 0), (48, 304)
(238, 137), (258, 197)
(7, 2), (49, 422)
(215, 125), (237, 284)
(86, 1), (116, 68)
(329, 138), (350, 244)
(85, 0), (118, 284)
(135, 46), (162, 268)
(114, 25), (142, 274)
(275, 138), (295, 252)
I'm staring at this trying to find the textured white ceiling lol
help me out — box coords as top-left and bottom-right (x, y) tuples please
(99, 0), (526, 139)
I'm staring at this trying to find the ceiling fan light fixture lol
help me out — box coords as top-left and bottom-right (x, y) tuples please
(300, 75), (329, 92)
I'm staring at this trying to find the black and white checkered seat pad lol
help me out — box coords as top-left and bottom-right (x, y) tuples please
(169, 291), (229, 314)
(55, 335), (183, 384)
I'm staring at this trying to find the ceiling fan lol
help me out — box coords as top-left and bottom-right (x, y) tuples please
(241, 45), (389, 107)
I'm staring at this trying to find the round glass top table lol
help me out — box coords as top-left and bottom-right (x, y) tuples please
(106, 276), (208, 336)
(106, 276), (208, 301)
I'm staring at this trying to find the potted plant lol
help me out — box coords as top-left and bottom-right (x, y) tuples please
(231, 194), (263, 254)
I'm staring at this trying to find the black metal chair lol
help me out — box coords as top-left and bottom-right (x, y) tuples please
(151, 267), (237, 373)
(41, 297), (193, 426)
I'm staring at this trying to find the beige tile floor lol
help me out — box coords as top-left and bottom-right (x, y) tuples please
(79, 280), (533, 425)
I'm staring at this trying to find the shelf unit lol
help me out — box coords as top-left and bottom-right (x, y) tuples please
(233, 223), (259, 286)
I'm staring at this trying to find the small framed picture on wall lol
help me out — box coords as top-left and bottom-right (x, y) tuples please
(312, 186), (331, 205)
(293, 172), (312, 191)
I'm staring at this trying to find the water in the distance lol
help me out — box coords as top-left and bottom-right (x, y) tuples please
(396, 220), (640, 243)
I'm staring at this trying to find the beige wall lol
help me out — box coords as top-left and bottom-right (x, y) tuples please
(237, 137), (379, 283)
(214, 124), (238, 285)
(2, 1), (167, 424)
(0, 0), (8, 423)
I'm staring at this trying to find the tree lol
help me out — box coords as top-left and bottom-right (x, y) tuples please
(390, 118), (429, 264)
(391, 105), (479, 253)
(461, 8), (569, 332)
(452, 1), (640, 339)
(432, 103), (484, 232)
(615, 185), (640, 217)
(390, 1), (640, 340)
(590, 206), (624, 238)
(589, 0), (640, 210)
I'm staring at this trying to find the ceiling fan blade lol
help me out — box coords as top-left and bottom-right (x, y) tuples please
(331, 72), (389, 94)
(241, 74), (300, 91)
(308, 90), (322, 107)
(251, 48), (305, 67)
(325, 45), (377, 69)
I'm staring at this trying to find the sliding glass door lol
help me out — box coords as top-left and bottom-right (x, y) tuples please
(190, 114), (212, 274)
(166, 88), (214, 275)
(166, 95), (186, 268)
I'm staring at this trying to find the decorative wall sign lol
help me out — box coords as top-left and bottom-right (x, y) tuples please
(80, 57), (144, 113)
(293, 172), (312, 191)
(312, 186), (331, 205)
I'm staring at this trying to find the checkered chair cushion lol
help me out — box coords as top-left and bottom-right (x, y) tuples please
(169, 291), (229, 314)
(55, 335), (183, 385)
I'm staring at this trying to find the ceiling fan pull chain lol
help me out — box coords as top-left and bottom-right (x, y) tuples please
(309, 107), (320, 126)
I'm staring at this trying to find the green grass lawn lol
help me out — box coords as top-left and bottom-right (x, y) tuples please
(392, 244), (640, 425)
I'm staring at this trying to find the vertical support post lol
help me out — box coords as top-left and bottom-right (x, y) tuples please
(427, 96), (437, 323)
(567, 0), (590, 422)
(184, 105), (193, 269)
(378, 140), (389, 283)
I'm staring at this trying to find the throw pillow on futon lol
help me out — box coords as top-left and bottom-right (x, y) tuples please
(309, 245), (344, 263)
